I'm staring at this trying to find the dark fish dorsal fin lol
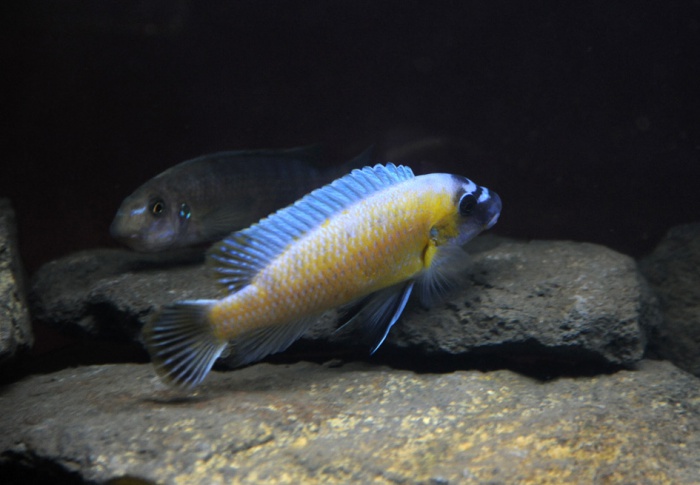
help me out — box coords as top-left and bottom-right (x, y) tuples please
(335, 145), (375, 173)
(208, 163), (414, 293)
(163, 145), (323, 181)
(188, 145), (322, 164)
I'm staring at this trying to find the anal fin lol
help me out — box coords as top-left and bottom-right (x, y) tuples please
(224, 316), (319, 368)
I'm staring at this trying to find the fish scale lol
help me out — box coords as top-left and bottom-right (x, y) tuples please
(143, 163), (501, 389)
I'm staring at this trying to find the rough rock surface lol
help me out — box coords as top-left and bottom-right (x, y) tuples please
(0, 199), (32, 364)
(30, 237), (658, 366)
(29, 248), (211, 342)
(1, 360), (698, 484)
(389, 239), (660, 365)
(640, 223), (700, 376)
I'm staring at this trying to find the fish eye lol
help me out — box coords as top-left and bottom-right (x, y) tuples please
(150, 198), (165, 217)
(459, 193), (477, 216)
(179, 203), (191, 220)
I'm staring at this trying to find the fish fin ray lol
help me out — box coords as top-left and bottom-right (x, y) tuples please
(416, 243), (471, 307)
(330, 146), (375, 178)
(208, 164), (414, 294)
(337, 281), (414, 354)
(198, 204), (256, 241)
(187, 145), (323, 166)
(224, 316), (318, 367)
(142, 300), (226, 390)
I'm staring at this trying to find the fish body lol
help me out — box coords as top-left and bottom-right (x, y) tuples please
(111, 146), (368, 252)
(143, 163), (501, 389)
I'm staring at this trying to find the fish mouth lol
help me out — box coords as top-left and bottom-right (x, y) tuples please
(111, 226), (163, 252)
(483, 191), (502, 229)
(125, 233), (180, 252)
(110, 215), (178, 252)
(485, 212), (500, 230)
(120, 235), (156, 252)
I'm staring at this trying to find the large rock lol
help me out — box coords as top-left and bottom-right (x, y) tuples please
(30, 237), (658, 366)
(389, 239), (660, 365)
(29, 248), (211, 342)
(0, 199), (32, 364)
(0, 360), (698, 484)
(640, 223), (700, 376)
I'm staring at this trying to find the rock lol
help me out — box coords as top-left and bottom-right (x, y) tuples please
(388, 239), (660, 365)
(0, 199), (32, 364)
(639, 223), (700, 376)
(0, 359), (698, 484)
(30, 237), (657, 366)
(29, 248), (212, 341)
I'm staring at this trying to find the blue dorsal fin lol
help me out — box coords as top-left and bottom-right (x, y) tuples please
(207, 163), (414, 293)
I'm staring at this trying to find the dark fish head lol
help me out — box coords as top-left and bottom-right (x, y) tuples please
(110, 184), (192, 252)
(451, 175), (502, 246)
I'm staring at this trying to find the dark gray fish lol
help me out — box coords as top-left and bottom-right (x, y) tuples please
(111, 147), (370, 252)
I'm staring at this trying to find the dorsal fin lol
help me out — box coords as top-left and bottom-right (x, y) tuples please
(182, 145), (323, 166)
(208, 163), (414, 293)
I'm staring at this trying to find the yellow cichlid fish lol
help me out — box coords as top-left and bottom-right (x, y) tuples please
(143, 163), (501, 389)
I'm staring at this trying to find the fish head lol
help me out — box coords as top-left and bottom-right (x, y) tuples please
(110, 185), (192, 252)
(450, 175), (502, 246)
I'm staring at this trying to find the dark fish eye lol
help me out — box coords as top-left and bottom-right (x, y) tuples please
(179, 203), (191, 220)
(459, 193), (477, 216)
(150, 199), (165, 217)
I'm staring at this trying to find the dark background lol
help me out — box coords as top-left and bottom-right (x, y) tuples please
(4, 0), (699, 276)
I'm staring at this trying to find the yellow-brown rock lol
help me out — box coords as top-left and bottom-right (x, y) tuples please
(1, 359), (698, 483)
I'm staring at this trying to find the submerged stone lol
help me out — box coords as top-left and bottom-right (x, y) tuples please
(388, 238), (660, 365)
(640, 222), (700, 376)
(0, 360), (698, 484)
(29, 237), (658, 367)
(0, 198), (32, 365)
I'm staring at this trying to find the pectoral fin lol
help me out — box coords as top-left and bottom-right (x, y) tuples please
(416, 243), (471, 308)
(200, 204), (255, 241)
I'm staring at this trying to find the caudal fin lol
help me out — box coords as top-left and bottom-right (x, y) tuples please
(142, 300), (227, 390)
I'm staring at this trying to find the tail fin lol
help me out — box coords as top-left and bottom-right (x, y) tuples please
(142, 300), (227, 390)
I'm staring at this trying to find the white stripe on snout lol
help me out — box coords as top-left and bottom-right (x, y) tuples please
(463, 179), (477, 194)
(129, 207), (147, 216)
(478, 187), (490, 203)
